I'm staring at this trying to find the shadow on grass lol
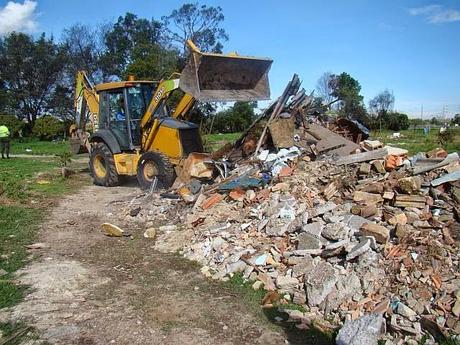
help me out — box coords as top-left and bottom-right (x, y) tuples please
(262, 308), (335, 345)
(222, 273), (335, 344)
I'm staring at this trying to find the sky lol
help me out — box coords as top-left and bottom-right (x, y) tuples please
(0, 0), (459, 118)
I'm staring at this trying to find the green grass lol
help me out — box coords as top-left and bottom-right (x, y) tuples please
(0, 205), (43, 310)
(0, 321), (33, 345)
(11, 138), (69, 156)
(371, 128), (460, 155)
(0, 158), (72, 201)
(203, 132), (242, 152)
(0, 155), (88, 317)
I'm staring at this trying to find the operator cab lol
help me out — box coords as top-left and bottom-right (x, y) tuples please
(95, 81), (161, 150)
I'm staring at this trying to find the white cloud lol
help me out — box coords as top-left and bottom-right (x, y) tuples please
(0, 1), (38, 36)
(409, 4), (441, 16)
(409, 4), (460, 23)
(429, 9), (460, 23)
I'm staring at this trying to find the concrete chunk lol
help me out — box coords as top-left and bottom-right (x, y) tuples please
(305, 261), (337, 306)
(297, 233), (322, 250)
(360, 223), (389, 244)
(336, 313), (383, 345)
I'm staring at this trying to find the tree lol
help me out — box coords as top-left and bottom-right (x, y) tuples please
(0, 80), (7, 113)
(0, 115), (24, 137)
(369, 90), (395, 131)
(430, 117), (441, 126)
(387, 112), (410, 131)
(47, 84), (75, 124)
(162, 3), (229, 55)
(369, 90), (394, 117)
(124, 43), (179, 80)
(316, 72), (335, 105)
(61, 23), (106, 83)
(212, 102), (256, 133)
(453, 114), (460, 125)
(100, 13), (165, 78)
(329, 72), (368, 125)
(0, 33), (68, 126)
(32, 115), (65, 140)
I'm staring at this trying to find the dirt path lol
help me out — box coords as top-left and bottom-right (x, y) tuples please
(0, 185), (288, 345)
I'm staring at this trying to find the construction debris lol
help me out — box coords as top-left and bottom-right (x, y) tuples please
(111, 75), (460, 344)
(101, 223), (125, 237)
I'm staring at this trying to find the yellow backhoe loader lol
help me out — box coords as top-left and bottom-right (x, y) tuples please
(70, 41), (272, 189)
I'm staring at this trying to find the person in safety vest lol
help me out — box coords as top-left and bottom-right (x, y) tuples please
(0, 125), (11, 159)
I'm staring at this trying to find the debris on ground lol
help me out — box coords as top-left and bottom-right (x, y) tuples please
(110, 75), (460, 344)
(101, 223), (125, 237)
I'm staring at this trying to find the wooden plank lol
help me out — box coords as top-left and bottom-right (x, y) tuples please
(395, 195), (426, 202)
(307, 124), (360, 157)
(335, 148), (388, 165)
(393, 201), (426, 208)
(268, 117), (295, 148)
(394, 194), (426, 208)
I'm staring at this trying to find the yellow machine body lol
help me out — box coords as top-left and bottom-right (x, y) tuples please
(74, 41), (272, 187)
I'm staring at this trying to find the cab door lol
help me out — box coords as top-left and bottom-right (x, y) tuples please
(99, 89), (131, 150)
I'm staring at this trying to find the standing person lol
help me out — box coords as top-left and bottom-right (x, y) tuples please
(0, 124), (11, 159)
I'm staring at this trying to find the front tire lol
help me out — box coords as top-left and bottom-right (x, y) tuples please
(137, 151), (175, 190)
(89, 143), (119, 186)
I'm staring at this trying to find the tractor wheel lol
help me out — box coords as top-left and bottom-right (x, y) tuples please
(137, 151), (176, 190)
(89, 143), (119, 187)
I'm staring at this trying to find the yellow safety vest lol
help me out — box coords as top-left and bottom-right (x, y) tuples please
(0, 126), (10, 138)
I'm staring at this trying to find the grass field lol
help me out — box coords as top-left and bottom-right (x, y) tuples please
(203, 132), (241, 152)
(0, 148), (89, 340)
(11, 138), (69, 156)
(11, 135), (240, 155)
(371, 128), (460, 155)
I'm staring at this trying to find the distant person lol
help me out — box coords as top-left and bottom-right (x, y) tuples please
(0, 124), (10, 159)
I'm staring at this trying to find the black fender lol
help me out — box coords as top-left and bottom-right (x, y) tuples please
(89, 130), (121, 154)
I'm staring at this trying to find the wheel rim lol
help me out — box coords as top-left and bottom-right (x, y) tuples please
(142, 161), (158, 182)
(93, 154), (107, 178)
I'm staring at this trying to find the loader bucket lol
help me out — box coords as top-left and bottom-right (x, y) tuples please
(179, 41), (273, 102)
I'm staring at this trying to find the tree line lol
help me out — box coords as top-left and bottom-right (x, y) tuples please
(315, 72), (411, 131)
(0, 3), (229, 137)
(1, 2), (452, 139)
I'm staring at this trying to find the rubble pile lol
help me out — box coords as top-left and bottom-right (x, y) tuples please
(172, 147), (459, 343)
(118, 75), (459, 343)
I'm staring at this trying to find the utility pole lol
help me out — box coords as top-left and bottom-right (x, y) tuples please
(417, 104), (423, 132)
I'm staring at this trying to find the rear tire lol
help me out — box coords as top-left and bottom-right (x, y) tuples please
(137, 151), (176, 190)
(89, 143), (119, 187)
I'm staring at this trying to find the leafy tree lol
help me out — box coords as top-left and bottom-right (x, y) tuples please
(430, 117), (441, 125)
(453, 114), (460, 125)
(0, 79), (7, 112)
(0, 33), (68, 126)
(0, 115), (24, 137)
(32, 116), (65, 140)
(387, 112), (410, 131)
(100, 13), (164, 78)
(329, 72), (368, 124)
(162, 3), (229, 55)
(212, 102), (256, 133)
(47, 84), (75, 123)
(124, 43), (179, 80)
